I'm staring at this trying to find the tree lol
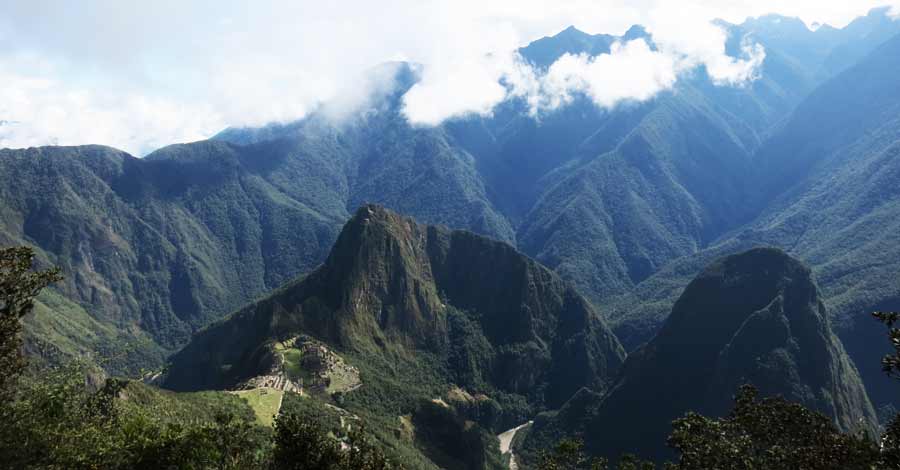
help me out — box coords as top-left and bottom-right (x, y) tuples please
(0, 247), (274, 468)
(872, 311), (900, 467)
(0, 246), (61, 396)
(272, 412), (400, 470)
(538, 438), (608, 470)
(873, 311), (900, 379)
(537, 438), (653, 470)
(666, 385), (878, 469)
(272, 412), (346, 470)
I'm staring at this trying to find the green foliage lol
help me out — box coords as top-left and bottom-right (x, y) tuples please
(446, 306), (494, 391)
(873, 311), (900, 380)
(1, 362), (271, 469)
(606, 33), (900, 412)
(538, 439), (608, 470)
(534, 309), (900, 468)
(234, 388), (284, 426)
(0, 250), (271, 468)
(164, 204), (624, 468)
(536, 438), (655, 470)
(666, 384), (879, 469)
(871, 311), (900, 467)
(532, 248), (877, 462)
(0, 246), (62, 397)
(272, 411), (399, 470)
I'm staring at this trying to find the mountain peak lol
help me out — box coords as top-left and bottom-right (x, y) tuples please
(350, 202), (399, 226)
(557, 24), (588, 38)
(165, 206), (626, 407)
(622, 24), (648, 40)
(523, 247), (876, 462)
(687, 247), (807, 297)
(866, 5), (894, 18)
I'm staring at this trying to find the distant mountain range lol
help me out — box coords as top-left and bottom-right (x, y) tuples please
(2, 7), (900, 444)
(604, 25), (900, 410)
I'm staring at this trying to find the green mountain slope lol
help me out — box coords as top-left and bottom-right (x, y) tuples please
(2, 14), (895, 376)
(164, 205), (625, 403)
(606, 31), (900, 410)
(522, 248), (876, 463)
(0, 144), (344, 372)
(163, 205), (625, 468)
(517, 85), (760, 300)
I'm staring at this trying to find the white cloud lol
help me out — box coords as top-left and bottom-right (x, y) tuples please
(646, 4), (767, 85)
(402, 6), (768, 124)
(0, 56), (223, 155)
(537, 39), (678, 111)
(883, 3), (900, 18)
(402, 58), (509, 125)
(0, 0), (895, 153)
(402, 52), (540, 125)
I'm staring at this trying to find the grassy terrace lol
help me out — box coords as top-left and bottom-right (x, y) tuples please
(235, 388), (285, 426)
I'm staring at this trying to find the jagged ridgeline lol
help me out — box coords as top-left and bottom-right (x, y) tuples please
(163, 205), (625, 463)
(520, 248), (877, 464)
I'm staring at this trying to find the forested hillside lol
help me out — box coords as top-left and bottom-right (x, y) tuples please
(604, 29), (900, 411)
(521, 248), (876, 463)
(164, 204), (625, 468)
(4, 12), (898, 376)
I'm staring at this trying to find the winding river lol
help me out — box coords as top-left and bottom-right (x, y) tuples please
(498, 421), (533, 470)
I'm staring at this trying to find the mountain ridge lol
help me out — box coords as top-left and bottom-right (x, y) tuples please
(521, 247), (877, 463)
(2, 13), (897, 378)
(164, 204), (626, 411)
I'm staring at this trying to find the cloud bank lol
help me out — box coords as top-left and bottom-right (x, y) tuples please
(401, 4), (768, 125)
(0, 1), (895, 155)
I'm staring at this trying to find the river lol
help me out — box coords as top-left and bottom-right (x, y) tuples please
(498, 421), (533, 470)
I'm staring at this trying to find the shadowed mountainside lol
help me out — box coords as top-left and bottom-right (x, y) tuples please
(522, 248), (877, 463)
(2, 12), (897, 376)
(605, 30), (900, 411)
(164, 204), (625, 408)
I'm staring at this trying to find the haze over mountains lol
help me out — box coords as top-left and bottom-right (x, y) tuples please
(3, 6), (900, 468)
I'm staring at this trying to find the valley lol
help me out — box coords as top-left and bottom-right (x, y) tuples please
(3, 5), (900, 469)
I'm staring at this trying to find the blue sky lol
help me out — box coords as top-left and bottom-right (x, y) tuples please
(0, 0), (897, 155)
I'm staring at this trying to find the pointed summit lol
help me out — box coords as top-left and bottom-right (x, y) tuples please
(622, 24), (648, 41)
(524, 247), (877, 462)
(164, 205), (626, 408)
(556, 24), (588, 38)
(519, 25), (617, 69)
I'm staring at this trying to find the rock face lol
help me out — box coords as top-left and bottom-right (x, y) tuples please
(525, 248), (877, 462)
(163, 205), (626, 410)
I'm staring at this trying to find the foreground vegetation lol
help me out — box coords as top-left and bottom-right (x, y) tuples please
(6, 244), (900, 469)
(537, 310), (900, 469)
(0, 247), (400, 469)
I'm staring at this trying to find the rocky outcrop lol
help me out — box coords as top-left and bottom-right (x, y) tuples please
(524, 247), (877, 462)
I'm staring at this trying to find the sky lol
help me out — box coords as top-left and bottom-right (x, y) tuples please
(0, 0), (898, 156)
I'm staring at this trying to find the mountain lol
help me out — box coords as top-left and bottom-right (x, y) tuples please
(606, 29), (900, 411)
(3, 13), (896, 375)
(164, 204), (625, 402)
(0, 143), (346, 371)
(0, 64), (513, 372)
(821, 7), (900, 75)
(462, 16), (893, 305)
(517, 25), (648, 70)
(732, 8), (900, 80)
(521, 248), (877, 463)
(162, 204), (625, 468)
